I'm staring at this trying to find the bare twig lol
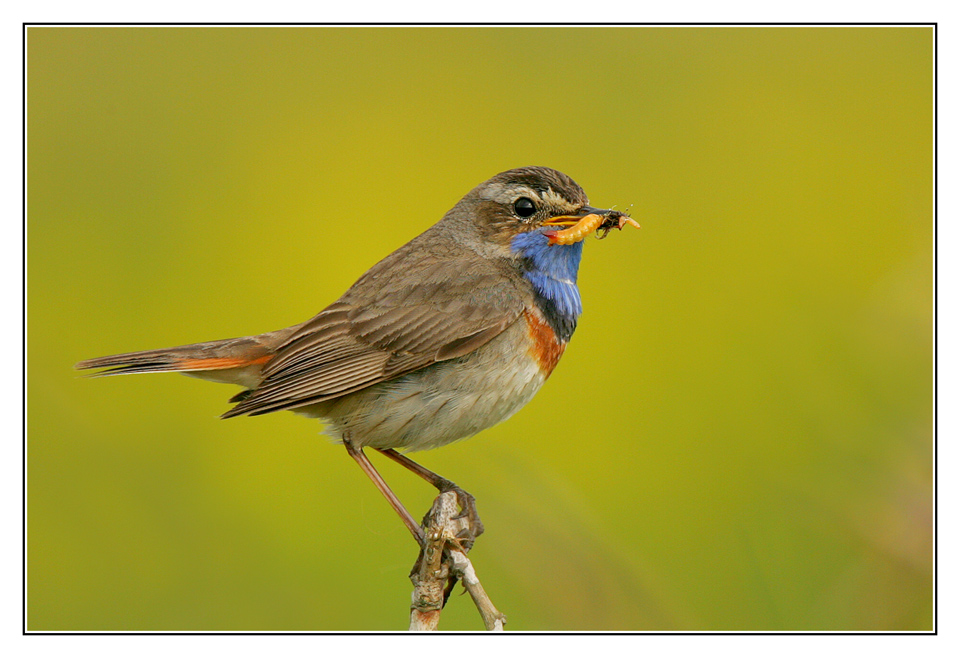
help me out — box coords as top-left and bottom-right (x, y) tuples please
(448, 546), (506, 631)
(408, 494), (453, 631)
(408, 491), (505, 631)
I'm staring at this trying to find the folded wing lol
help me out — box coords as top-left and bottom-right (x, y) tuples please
(223, 238), (523, 418)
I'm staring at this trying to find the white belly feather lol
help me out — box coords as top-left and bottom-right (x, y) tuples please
(297, 320), (546, 451)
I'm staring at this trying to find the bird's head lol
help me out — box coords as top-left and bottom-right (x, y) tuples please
(454, 166), (634, 252)
(439, 167), (637, 343)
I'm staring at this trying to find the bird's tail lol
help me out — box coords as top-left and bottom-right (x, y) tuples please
(74, 334), (279, 387)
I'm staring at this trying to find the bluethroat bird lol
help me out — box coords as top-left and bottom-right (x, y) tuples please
(76, 167), (638, 544)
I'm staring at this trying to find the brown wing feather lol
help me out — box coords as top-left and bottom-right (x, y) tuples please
(223, 227), (524, 418)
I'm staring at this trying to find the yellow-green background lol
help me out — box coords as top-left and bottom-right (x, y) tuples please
(28, 27), (933, 631)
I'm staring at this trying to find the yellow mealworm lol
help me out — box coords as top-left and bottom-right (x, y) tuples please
(547, 213), (640, 245)
(547, 213), (604, 245)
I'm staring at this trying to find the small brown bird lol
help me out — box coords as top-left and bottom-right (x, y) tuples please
(77, 166), (637, 543)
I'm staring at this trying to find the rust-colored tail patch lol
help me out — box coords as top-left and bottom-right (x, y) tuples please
(173, 355), (272, 371)
(75, 336), (277, 378)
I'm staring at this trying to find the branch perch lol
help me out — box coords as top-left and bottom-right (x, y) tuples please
(408, 491), (505, 631)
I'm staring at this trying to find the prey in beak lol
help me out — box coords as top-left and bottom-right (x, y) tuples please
(542, 206), (640, 245)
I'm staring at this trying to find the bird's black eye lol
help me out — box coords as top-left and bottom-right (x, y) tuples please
(513, 197), (536, 218)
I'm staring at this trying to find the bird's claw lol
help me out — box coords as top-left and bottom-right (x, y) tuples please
(439, 484), (484, 548)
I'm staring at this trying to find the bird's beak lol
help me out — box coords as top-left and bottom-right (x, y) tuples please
(541, 205), (615, 228)
(541, 206), (639, 245)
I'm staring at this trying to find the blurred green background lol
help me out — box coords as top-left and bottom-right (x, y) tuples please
(27, 27), (932, 631)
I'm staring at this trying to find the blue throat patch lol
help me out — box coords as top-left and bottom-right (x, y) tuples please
(510, 230), (584, 343)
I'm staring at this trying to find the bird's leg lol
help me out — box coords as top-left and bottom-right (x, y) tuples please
(344, 440), (424, 544)
(375, 448), (484, 546)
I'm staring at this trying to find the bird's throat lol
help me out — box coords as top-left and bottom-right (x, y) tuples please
(510, 231), (583, 343)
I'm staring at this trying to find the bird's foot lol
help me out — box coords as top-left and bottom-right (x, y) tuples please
(435, 479), (484, 548)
